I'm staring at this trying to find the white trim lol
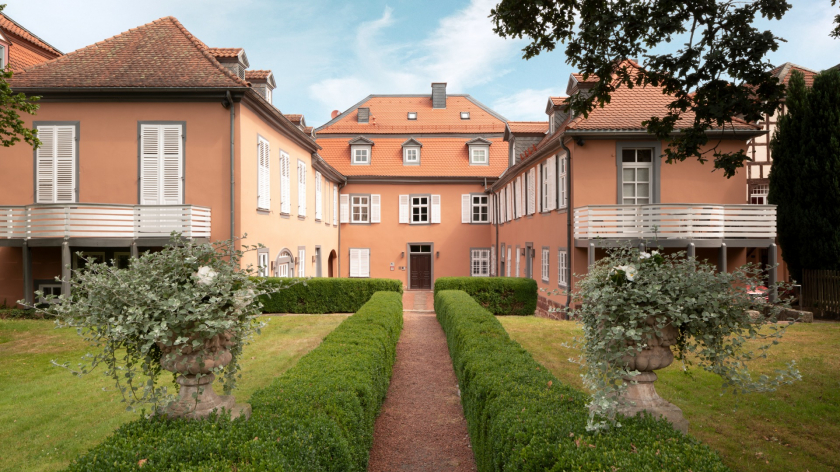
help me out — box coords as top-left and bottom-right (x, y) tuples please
(349, 248), (370, 277)
(558, 249), (568, 287)
(470, 248), (491, 277)
(351, 195), (370, 223)
(257, 137), (271, 210)
(469, 146), (489, 165)
(541, 247), (550, 282)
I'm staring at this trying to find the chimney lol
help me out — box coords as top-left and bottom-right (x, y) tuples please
(331, 110), (341, 119)
(358, 107), (370, 123)
(432, 82), (447, 109)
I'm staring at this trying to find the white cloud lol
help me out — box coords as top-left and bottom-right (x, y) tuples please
(308, 0), (521, 120)
(491, 88), (556, 121)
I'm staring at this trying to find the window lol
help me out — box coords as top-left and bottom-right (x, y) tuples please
(471, 195), (489, 223)
(315, 171), (322, 221)
(352, 147), (370, 164)
(621, 149), (653, 204)
(258, 251), (269, 277)
(38, 283), (62, 304)
(298, 248), (305, 277)
(0, 44), (5, 70)
(558, 156), (567, 209)
(506, 246), (512, 276)
(139, 123), (183, 205)
(515, 246), (521, 276)
(35, 124), (78, 204)
(114, 252), (131, 269)
(265, 88), (272, 104)
(407, 112), (417, 120)
(297, 160), (307, 216)
(279, 151), (291, 214)
(257, 137), (270, 210)
(460, 111), (470, 120)
(470, 147), (488, 165)
(350, 248), (370, 277)
(750, 184), (769, 205)
(411, 196), (429, 224)
(351, 195), (370, 223)
(558, 249), (568, 287)
(404, 147), (420, 164)
(471, 249), (490, 277)
(541, 247), (550, 282)
(276, 250), (293, 277)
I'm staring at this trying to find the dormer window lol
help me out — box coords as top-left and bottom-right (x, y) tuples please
(0, 44), (5, 69)
(353, 148), (370, 164)
(460, 112), (470, 120)
(265, 88), (272, 104)
(466, 137), (492, 166)
(407, 112), (417, 120)
(349, 136), (374, 165)
(402, 138), (422, 166)
(549, 112), (555, 133)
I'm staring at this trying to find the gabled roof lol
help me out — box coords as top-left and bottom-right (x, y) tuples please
(770, 62), (819, 88)
(0, 12), (62, 72)
(508, 121), (548, 134)
(402, 137), (423, 147)
(315, 95), (507, 134)
(245, 69), (275, 88)
(9, 16), (249, 89)
(349, 136), (374, 145)
(466, 137), (492, 145)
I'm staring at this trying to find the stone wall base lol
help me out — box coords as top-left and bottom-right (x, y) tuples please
(535, 295), (570, 320)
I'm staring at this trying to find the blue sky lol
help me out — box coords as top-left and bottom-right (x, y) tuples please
(5, 0), (840, 125)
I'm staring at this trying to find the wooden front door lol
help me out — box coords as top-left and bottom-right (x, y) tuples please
(410, 254), (432, 290)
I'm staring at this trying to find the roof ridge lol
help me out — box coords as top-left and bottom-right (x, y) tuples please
(166, 16), (249, 88)
(0, 12), (62, 55)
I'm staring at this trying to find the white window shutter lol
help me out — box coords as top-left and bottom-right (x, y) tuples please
(399, 195), (409, 224)
(534, 165), (540, 213)
(54, 126), (75, 203)
(297, 161), (306, 216)
(257, 138), (270, 210)
(547, 156), (556, 211)
(519, 176), (525, 217)
(333, 185), (338, 224)
(431, 195), (441, 223)
(461, 194), (471, 223)
(315, 171), (322, 220)
(490, 195), (495, 224)
(161, 125), (183, 205)
(350, 249), (360, 277)
(361, 249), (370, 277)
(491, 246), (496, 276)
(280, 152), (291, 213)
(506, 184), (513, 221)
(528, 168), (536, 215)
(371, 194), (381, 223)
(35, 126), (56, 203)
(140, 125), (161, 205)
(340, 194), (349, 223)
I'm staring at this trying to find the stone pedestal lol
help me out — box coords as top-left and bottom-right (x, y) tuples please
(618, 372), (688, 433)
(164, 373), (251, 420)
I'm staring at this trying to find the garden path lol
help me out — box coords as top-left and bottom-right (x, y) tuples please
(367, 291), (476, 472)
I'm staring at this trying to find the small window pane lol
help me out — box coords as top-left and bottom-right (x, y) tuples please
(636, 149), (653, 162)
(637, 167), (650, 181)
(622, 168), (635, 181)
(622, 149), (636, 162)
(623, 183), (635, 197)
(637, 183), (650, 197)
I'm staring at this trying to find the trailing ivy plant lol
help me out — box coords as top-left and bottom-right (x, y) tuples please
(27, 234), (295, 412)
(567, 245), (800, 431)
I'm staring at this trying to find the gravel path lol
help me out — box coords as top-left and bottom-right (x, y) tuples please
(368, 291), (476, 472)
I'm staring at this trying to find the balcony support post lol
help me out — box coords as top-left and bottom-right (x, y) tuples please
(22, 241), (32, 306)
(588, 242), (595, 267)
(130, 240), (138, 259)
(639, 242), (646, 253)
(61, 241), (71, 298)
(769, 243), (778, 303)
(717, 243), (727, 273)
(687, 242), (695, 259)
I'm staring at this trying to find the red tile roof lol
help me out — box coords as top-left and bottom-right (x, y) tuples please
(245, 69), (272, 80)
(508, 121), (548, 134)
(207, 47), (242, 58)
(0, 13), (62, 72)
(9, 16), (249, 89)
(317, 136), (507, 177)
(549, 96), (567, 106)
(316, 95), (507, 134)
(771, 62), (819, 88)
(285, 114), (303, 123)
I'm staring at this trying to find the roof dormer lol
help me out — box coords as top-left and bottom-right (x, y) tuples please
(349, 136), (373, 165)
(467, 137), (491, 166)
(402, 138), (422, 166)
(245, 70), (276, 103)
(209, 47), (249, 80)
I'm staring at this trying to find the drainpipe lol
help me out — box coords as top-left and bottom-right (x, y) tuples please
(338, 180), (345, 278)
(560, 138), (573, 309)
(494, 191), (500, 276)
(226, 91), (236, 241)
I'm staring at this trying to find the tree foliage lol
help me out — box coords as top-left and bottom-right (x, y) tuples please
(769, 69), (840, 281)
(0, 4), (41, 149)
(489, 0), (836, 178)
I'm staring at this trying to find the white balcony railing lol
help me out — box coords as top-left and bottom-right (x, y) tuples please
(574, 204), (776, 240)
(0, 204), (211, 240)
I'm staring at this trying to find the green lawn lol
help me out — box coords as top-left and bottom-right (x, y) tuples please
(0, 314), (349, 472)
(498, 316), (840, 472)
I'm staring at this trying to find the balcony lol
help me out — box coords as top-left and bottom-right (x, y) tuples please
(0, 204), (211, 245)
(573, 204), (776, 247)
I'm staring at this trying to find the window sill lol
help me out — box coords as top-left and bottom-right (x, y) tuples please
(257, 208), (270, 214)
(279, 212), (290, 219)
(298, 215), (306, 221)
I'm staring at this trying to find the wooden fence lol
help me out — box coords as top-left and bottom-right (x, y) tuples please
(801, 269), (840, 317)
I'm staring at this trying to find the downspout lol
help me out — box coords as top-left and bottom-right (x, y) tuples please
(338, 180), (346, 278)
(227, 91), (235, 241)
(494, 191), (500, 276)
(560, 137), (573, 309)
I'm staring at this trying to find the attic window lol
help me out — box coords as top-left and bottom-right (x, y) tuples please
(460, 112), (470, 120)
(407, 112), (417, 120)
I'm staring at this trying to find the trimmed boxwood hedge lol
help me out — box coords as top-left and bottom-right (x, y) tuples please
(66, 291), (403, 471)
(258, 277), (403, 314)
(434, 277), (536, 316)
(435, 290), (730, 472)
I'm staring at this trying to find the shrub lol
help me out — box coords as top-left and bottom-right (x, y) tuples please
(66, 291), (403, 471)
(435, 290), (730, 472)
(258, 277), (402, 314)
(0, 308), (40, 319)
(434, 277), (536, 316)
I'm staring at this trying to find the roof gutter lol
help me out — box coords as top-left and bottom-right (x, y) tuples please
(563, 129), (766, 139)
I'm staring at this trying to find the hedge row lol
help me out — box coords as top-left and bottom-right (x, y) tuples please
(257, 277), (402, 314)
(433, 277), (536, 316)
(67, 291), (404, 471)
(434, 290), (729, 472)
(0, 308), (41, 319)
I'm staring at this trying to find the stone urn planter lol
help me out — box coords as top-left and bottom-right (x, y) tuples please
(158, 332), (251, 420)
(617, 317), (689, 433)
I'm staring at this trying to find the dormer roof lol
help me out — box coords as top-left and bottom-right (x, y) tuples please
(545, 96), (568, 114)
(402, 137), (423, 147)
(349, 136), (374, 145)
(245, 69), (276, 88)
(466, 137), (492, 146)
(0, 12), (62, 72)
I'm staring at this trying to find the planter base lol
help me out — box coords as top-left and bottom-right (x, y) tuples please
(618, 372), (688, 433)
(164, 373), (251, 420)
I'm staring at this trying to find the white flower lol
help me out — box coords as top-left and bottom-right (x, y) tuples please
(651, 250), (659, 256)
(194, 266), (218, 286)
(623, 265), (637, 281)
(639, 252), (651, 260)
(233, 289), (255, 312)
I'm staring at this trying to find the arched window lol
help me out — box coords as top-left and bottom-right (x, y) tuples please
(275, 249), (294, 278)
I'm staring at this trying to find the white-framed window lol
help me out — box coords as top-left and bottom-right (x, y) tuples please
(411, 196), (430, 224)
(258, 251), (269, 277)
(407, 112), (417, 120)
(750, 184), (769, 205)
(276, 250), (293, 278)
(352, 147), (370, 164)
(315, 171), (322, 221)
(297, 160), (307, 216)
(470, 248), (491, 277)
(558, 249), (568, 287)
(35, 124), (77, 204)
(265, 88), (272, 104)
(351, 195), (370, 223)
(541, 247), (550, 283)
(558, 156), (567, 209)
(506, 246), (512, 277)
(257, 137), (270, 210)
(38, 283), (62, 304)
(298, 248), (305, 277)
(471, 195), (488, 223)
(404, 147), (420, 164)
(621, 148), (653, 205)
(470, 147), (488, 165)
(0, 44), (5, 69)
(279, 151), (291, 214)
(349, 248), (370, 278)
